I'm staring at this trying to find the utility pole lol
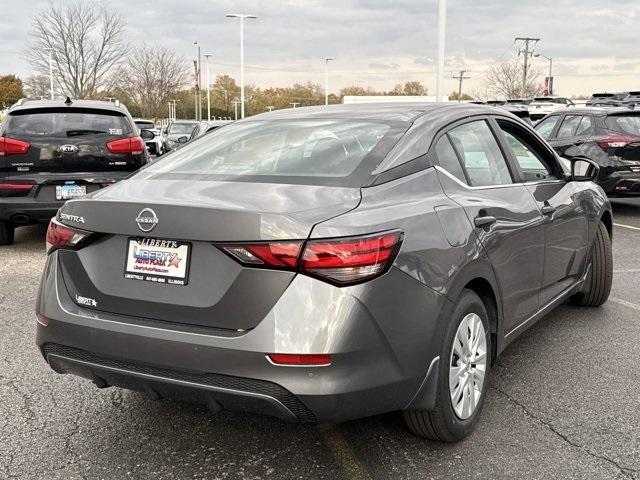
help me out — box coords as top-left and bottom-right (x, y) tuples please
(515, 37), (540, 98)
(452, 70), (471, 102)
(193, 60), (199, 120)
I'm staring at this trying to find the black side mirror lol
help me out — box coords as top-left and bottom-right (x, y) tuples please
(177, 136), (189, 144)
(570, 157), (600, 182)
(139, 129), (155, 141)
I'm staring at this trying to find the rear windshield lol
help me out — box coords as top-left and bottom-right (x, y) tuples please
(606, 115), (640, 136)
(135, 121), (155, 130)
(4, 109), (132, 137)
(143, 119), (407, 186)
(168, 122), (197, 134)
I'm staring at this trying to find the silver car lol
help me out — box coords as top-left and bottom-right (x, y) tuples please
(36, 103), (613, 441)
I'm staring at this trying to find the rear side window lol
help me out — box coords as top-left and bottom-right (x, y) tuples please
(535, 115), (560, 139)
(556, 115), (583, 138)
(605, 115), (640, 136)
(575, 116), (594, 136)
(434, 136), (467, 184)
(447, 121), (513, 187)
(5, 109), (132, 137)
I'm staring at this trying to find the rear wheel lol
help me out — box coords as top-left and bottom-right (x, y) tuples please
(572, 221), (612, 307)
(0, 221), (15, 245)
(403, 289), (491, 442)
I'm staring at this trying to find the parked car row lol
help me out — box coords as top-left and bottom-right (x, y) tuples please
(586, 91), (640, 108)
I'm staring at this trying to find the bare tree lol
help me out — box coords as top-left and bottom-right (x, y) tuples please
(483, 57), (543, 99)
(116, 45), (191, 118)
(23, 75), (51, 99)
(26, 1), (128, 99)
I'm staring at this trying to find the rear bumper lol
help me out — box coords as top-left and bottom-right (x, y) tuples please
(602, 171), (640, 197)
(35, 254), (447, 422)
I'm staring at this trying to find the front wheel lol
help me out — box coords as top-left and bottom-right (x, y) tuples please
(403, 289), (491, 442)
(572, 221), (612, 307)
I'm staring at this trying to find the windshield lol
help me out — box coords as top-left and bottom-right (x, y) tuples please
(5, 109), (132, 137)
(606, 115), (640, 136)
(168, 122), (197, 134)
(144, 119), (405, 186)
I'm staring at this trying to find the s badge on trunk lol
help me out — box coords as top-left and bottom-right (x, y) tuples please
(135, 208), (158, 232)
(59, 145), (79, 154)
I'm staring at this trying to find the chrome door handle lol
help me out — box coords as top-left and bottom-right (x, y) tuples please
(541, 204), (556, 215)
(474, 215), (497, 228)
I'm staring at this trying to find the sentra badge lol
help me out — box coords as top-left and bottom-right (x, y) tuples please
(60, 213), (85, 224)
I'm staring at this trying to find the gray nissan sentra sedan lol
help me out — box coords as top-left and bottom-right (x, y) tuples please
(36, 103), (613, 442)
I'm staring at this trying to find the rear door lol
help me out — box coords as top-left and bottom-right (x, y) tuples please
(548, 114), (594, 158)
(432, 118), (545, 333)
(495, 118), (589, 304)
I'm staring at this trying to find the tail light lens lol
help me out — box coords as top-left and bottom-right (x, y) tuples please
(45, 218), (91, 254)
(218, 231), (403, 286)
(596, 134), (640, 149)
(0, 136), (31, 156)
(106, 136), (145, 155)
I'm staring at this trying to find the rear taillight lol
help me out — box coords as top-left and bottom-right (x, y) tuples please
(45, 218), (91, 254)
(106, 136), (145, 155)
(0, 136), (30, 156)
(596, 134), (640, 149)
(218, 231), (403, 286)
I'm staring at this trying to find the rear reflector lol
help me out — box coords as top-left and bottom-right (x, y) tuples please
(267, 353), (332, 366)
(45, 218), (91, 254)
(596, 134), (640, 149)
(106, 136), (145, 155)
(36, 313), (49, 326)
(217, 231), (403, 286)
(0, 136), (30, 156)
(0, 182), (34, 192)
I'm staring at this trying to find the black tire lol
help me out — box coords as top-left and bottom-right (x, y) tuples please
(0, 221), (15, 245)
(403, 289), (491, 442)
(572, 221), (612, 307)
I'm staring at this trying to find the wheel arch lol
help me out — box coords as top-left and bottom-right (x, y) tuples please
(600, 209), (613, 240)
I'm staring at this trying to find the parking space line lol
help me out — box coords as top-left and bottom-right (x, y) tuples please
(613, 269), (640, 274)
(610, 297), (640, 311)
(614, 223), (640, 231)
(318, 424), (369, 480)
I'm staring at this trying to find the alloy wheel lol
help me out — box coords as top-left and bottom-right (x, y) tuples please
(449, 312), (487, 420)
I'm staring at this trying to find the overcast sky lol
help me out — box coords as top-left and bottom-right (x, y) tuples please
(1, 0), (639, 97)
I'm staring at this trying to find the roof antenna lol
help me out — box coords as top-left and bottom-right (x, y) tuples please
(64, 96), (73, 105)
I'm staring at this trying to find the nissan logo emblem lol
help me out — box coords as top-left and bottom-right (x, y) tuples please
(135, 208), (158, 232)
(59, 145), (79, 154)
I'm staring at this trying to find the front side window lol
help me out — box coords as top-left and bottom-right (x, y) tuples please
(447, 121), (513, 187)
(501, 129), (557, 181)
(144, 119), (403, 185)
(535, 115), (560, 139)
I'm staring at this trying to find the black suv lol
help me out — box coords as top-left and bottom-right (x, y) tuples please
(586, 92), (629, 107)
(535, 107), (640, 196)
(0, 98), (149, 244)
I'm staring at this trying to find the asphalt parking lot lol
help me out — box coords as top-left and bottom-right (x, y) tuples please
(1, 199), (639, 480)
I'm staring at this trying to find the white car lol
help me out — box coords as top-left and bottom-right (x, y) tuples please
(528, 97), (575, 122)
(134, 119), (164, 156)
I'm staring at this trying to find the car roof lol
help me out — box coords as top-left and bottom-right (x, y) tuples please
(243, 102), (501, 123)
(547, 106), (638, 116)
(134, 118), (154, 123)
(9, 98), (129, 115)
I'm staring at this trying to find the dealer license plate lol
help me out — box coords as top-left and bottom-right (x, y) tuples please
(124, 238), (191, 286)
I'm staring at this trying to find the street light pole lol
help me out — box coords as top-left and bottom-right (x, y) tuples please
(324, 57), (334, 106)
(226, 13), (257, 119)
(436, 0), (447, 102)
(232, 100), (240, 120)
(194, 41), (202, 121)
(204, 53), (212, 121)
